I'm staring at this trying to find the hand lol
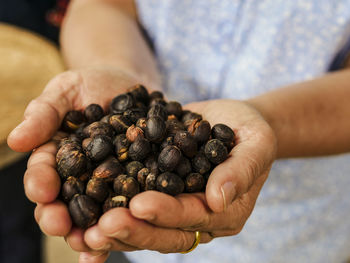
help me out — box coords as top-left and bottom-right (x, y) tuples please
(7, 67), (143, 261)
(80, 99), (277, 262)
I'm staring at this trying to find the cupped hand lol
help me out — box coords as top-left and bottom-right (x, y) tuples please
(80, 99), (277, 262)
(8, 67), (140, 153)
(6, 67), (145, 260)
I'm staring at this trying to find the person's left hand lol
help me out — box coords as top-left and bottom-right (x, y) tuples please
(78, 99), (277, 263)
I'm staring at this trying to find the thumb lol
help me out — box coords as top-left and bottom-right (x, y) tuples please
(206, 127), (276, 213)
(7, 72), (80, 152)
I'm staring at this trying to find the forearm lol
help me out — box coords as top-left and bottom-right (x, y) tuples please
(247, 69), (350, 158)
(60, 0), (160, 89)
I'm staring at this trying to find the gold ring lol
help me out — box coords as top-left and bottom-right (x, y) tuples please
(180, 231), (201, 254)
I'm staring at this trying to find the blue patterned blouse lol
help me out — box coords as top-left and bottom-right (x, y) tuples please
(125, 1), (350, 262)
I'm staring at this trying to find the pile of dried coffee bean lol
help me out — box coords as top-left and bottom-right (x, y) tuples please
(56, 84), (235, 229)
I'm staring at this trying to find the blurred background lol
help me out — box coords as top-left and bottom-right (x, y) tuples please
(0, 0), (78, 262)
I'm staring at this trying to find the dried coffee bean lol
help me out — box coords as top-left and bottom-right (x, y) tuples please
(128, 84), (150, 104)
(78, 172), (91, 183)
(113, 134), (130, 162)
(69, 194), (101, 229)
(166, 119), (185, 137)
(136, 117), (147, 130)
(123, 108), (147, 123)
(93, 156), (124, 183)
(57, 149), (88, 179)
(188, 119), (211, 143)
(61, 110), (86, 132)
(160, 136), (174, 151)
(156, 172), (184, 196)
(175, 156), (192, 178)
(109, 115), (131, 134)
(84, 104), (104, 123)
(181, 111), (202, 124)
(158, 145), (182, 172)
(58, 136), (82, 150)
(174, 130), (197, 158)
(113, 174), (140, 198)
(103, 195), (129, 212)
(82, 137), (92, 151)
(144, 155), (159, 175)
(204, 139), (228, 164)
(128, 138), (151, 161)
(125, 161), (144, 178)
(86, 177), (109, 203)
(100, 114), (112, 124)
(149, 90), (164, 100)
(185, 173), (205, 193)
(83, 121), (114, 138)
(145, 117), (166, 143)
(147, 104), (168, 121)
(75, 125), (88, 139)
(192, 153), (211, 175)
(211, 124), (235, 150)
(126, 125), (144, 142)
(56, 142), (82, 163)
(145, 172), (157, 190)
(150, 143), (160, 155)
(166, 101), (182, 119)
(137, 168), (150, 190)
(61, 176), (85, 203)
(149, 97), (167, 107)
(110, 93), (135, 112)
(85, 135), (113, 162)
(55, 88), (242, 229)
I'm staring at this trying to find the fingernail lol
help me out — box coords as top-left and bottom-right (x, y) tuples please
(220, 181), (236, 211)
(110, 229), (129, 239)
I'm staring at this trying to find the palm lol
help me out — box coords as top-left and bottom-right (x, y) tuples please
(8, 67), (139, 152)
(6, 67), (141, 250)
(184, 99), (277, 212)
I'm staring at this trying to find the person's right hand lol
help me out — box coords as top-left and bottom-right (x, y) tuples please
(6, 67), (146, 259)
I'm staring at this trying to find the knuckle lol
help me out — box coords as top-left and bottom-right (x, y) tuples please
(163, 231), (190, 253)
(230, 225), (244, 235)
(137, 235), (156, 249)
(177, 231), (191, 252)
(186, 214), (211, 231)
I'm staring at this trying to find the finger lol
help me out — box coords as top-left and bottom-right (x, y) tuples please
(65, 227), (91, 252)
(130, 191), (211, 229)
(205, 122), (276, 213)
(209, 171), (270, 238)
(34, 203), (43, 224)
(24, 162), (61, 204)
(24, 140), (60, 204)
(7, 71), (80, 152)
(79, 251), (110, 263)
(37, 200), (72, 236)
(99, 208), (211, 253)
(84, 225), (137, 252)
(129, 191), (240, 232)
(27, 141), (57, 168)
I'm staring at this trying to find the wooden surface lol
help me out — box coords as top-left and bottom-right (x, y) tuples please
(0, 23), (65, 168)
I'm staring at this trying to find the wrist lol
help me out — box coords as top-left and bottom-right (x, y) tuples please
(244, 98), (281, 159)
